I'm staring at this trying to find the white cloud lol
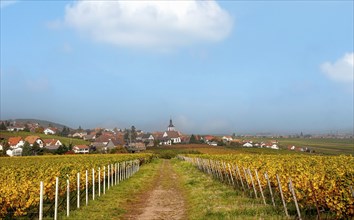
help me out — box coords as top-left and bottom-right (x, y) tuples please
(0, 0), (17, 9)
(321, 52), (354, 83)
(63, 1), (233, 50)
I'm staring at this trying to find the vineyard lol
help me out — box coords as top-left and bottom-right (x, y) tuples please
(0, 153), (153, 218)
(180, 154), (354, 219)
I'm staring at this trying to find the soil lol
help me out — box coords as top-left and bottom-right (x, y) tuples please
(123, 160), (187, 220)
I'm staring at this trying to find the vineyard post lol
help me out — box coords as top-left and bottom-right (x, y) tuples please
(77, 173), (80, 208)
(108, 165), (110, 190)
(248, 169), (258, 198)
(115, 163), (117, 185)
(227, 163), (235, 187)
(350, 186), (354, 197)
(67, 179), (70, 217)
(111, 164), (114, 186)
(218, 161), (224, 182)
(103, 166), (106, 195)
(236, 165), (245, 191)
(243, 167), (251, 191)
(255, 170), (266, 204)
(98, 167), (101, 197)
(39, 181), (43, 220)
(289, 178), (302, 220)
(223, 162), (231, 185)
(309, 181), (321, 219)
(85, 170), (88, 206)
(265, 172), (275, 207)
(92, 168), (95, 200)
(231, 164), (240, 188)
(118, 163), (120, 184)
(125, 161), (127, 180)
(54, 177), (59, 220)
(276, 174), (289, 217)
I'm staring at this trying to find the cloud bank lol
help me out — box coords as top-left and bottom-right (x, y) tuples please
(64, 1), (233, 50)
(321, 52), (354, 83)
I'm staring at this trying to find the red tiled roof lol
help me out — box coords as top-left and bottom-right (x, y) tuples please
(8, 137), (23, 146)
(24, 136), (41, 144)
(74, 145), (89, 149)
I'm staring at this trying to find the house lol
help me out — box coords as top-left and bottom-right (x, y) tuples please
(72, 131), (88, 138)
(270, 144), (279, 150)
(209, 141), (218, 146)
(7, 125), (25, 132)
(83, 133), (96, 141)
(243, 142), (253, 147)
(43, 139), (62, 147)
(24, 136), (44, 148)
(162, 131), (181, 144)
(126, 142), (146, 153)
(203, 135), (214, 144)
(6, 148), (23, 157)
(73, 145), (89, 154)
(8, 137), (25, 149)
(44, 127), (58, 135)
(222, 136), (233, 142)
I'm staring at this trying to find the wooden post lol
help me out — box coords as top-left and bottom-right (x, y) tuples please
(85, 170), (88, 206)
(98, 167), (101, 197)
(118, 163), (120, 184)
(276, 174), (289, 217)
(77, 173), (80, 208)
(243, 167), (251, 190)
(115, 163), (117, 185)
(67, 179), (70, 217)
(103, 166), (106, 194)
(265, 172), (275, 207)
(289, 178), (302, 220)
(108, 165), (110, 190)
(227, 163), (235, 187)
(92, 168), (95, 200)
(255, 170), (266, 204)
(236, 165), (245, 191)
(54, 177), (59, 220)
(39, 181), (43, 220)
(248, 169), (258, 198)
(111, 164), (113, 186)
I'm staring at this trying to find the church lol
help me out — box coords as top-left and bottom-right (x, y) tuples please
(161, 118), (182, 145)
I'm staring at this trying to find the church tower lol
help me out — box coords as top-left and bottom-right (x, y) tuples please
(167, 118), (176, 131)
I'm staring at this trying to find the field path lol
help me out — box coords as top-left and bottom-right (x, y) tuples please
(123, 159), (187, 220)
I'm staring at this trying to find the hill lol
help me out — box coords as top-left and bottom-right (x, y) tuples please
(7, 119), (71, 130)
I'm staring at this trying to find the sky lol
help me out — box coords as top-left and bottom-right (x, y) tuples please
(1, 0), (353, 135)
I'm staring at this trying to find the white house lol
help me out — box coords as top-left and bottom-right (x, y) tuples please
(8, 137), (25, 149)
(43, 139), (62, 147)
(6, 148), (23, 157)
(44, 127), (57, 135)
(270, 144), (279, 150)
(162, 131), (181, 144)
(24, 136), (44, 148)
(222, 136), (233, 142)
(73, 145), (89, 154)
(243, 142), (253, 148)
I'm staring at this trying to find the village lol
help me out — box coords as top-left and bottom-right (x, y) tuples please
(0, 118), (318, 157)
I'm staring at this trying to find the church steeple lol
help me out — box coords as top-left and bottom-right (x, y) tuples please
(167, 117), (175, 131)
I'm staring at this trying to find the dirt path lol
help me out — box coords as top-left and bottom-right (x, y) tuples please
(123, 160), (187, 220)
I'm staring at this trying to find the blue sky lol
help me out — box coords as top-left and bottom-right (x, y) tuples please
(1, 0), (353, 134)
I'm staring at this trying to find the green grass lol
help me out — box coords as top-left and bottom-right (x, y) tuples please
(60, 159), (161, 220)
(171, 159), (286, 219)
(0, 131), (89, 146)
